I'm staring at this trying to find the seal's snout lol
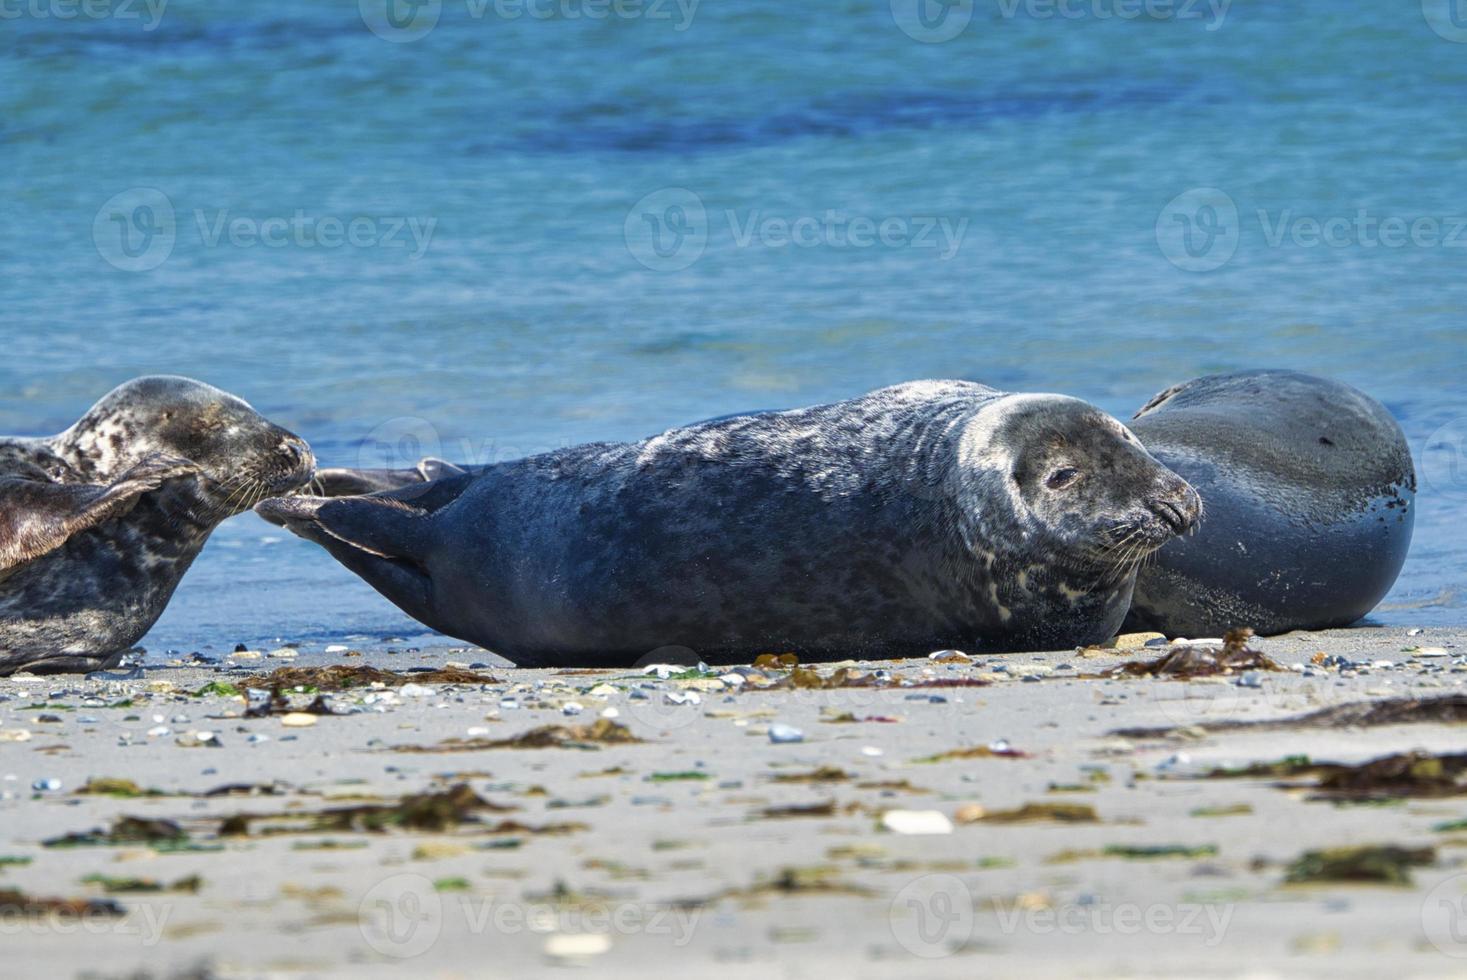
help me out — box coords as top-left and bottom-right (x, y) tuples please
(267, 436), (317, 492)
(278, 437), (315, 473)
(1147, 482), (1202, 536)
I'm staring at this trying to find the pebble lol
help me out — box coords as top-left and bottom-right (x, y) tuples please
(664, 692), (701, 706)
(267, 648), (298, 660)
(1105, 632), (1168, 650)
(0, 730), (31, 743)
(280, 713), (318, 728)
(600, 707), (620, 719)
(31, 778), (61, 792)
(544, 934), (612, 958)
(1237, 672), (1264, 688)
(953, 804), (986, 824)
(768, 724), (804, 744)
(881, 810), (954, 835)
(562, 702), (584, 716)
(399, 684), (433, 698)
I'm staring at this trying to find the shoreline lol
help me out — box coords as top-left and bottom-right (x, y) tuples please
(2, 625), (1465, 976)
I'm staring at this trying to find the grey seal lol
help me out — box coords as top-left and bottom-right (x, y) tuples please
(258, 381), (1199, 666)
(1123, 369), (1415, 637)
(0, 377), (316, 675)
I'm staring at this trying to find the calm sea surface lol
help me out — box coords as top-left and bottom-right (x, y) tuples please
(4, 0), (1465, 654)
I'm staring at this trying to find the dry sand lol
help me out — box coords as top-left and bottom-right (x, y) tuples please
(1, 626), (1465, 978)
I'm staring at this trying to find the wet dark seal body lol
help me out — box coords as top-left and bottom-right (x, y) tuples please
(260, 381), (1199, 667)
(0, 377), (315, 675)
(1124, 370), (1415, 637)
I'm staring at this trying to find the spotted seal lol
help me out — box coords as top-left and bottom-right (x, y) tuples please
(1124, 369), (1415, 637)
(258, 381), (1199, 666)
(0, 377), (316, 675)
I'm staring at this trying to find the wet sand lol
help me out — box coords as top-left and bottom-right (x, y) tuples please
(2, 626), (1465, 978)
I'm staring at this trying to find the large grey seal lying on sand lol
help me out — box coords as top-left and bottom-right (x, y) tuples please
(0, 377), (315, 675)
(1124, 370), (1414, 637)
(259, 381), (1199, 666)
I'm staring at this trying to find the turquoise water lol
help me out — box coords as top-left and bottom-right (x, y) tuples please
(4, 0), (1465, 653)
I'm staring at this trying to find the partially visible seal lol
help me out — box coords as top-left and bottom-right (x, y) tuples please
(259, 381), (1200, 666)
(1124, 369), (1415, 637)
(0, 377), (316, 675)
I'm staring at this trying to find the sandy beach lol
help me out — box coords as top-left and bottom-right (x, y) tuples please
(2, 626), (1464, 978)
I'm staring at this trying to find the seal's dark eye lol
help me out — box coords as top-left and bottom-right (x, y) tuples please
(1045, 467), (1081, 490)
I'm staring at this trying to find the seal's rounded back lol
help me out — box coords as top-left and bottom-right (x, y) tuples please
(1125, 369), (1415, 636)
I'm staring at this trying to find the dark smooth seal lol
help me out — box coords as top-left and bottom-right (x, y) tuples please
(259, 381), (1200, 666)
(1123, 369), (1415, 637)
(0, 377), (316, 675)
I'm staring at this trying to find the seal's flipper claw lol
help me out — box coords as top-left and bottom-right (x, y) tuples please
(418, 457), (468, 481)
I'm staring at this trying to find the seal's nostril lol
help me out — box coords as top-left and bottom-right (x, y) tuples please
(279, 439), (313, 471)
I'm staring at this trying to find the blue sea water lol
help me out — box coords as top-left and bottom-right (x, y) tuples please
(3, 0), (1465, 655)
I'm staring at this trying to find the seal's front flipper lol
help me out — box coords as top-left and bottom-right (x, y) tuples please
(315, 458), (470, 497)
(0, 455), (199, 573)
(254, 495), (436, 624)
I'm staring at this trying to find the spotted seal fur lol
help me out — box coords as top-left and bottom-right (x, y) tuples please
(259, 380), (1200, 666)
(0, 377), (315, 675)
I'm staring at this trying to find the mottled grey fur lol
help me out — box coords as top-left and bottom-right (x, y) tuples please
(0, 377), (315, 675)
(260, 381), (1199, 666)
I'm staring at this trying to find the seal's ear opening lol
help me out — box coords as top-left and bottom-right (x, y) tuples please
(255, 495), (434, 623)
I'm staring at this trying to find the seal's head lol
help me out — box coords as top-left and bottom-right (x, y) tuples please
(962, 394), (1201, 572)
(64, 376), (316, 514)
